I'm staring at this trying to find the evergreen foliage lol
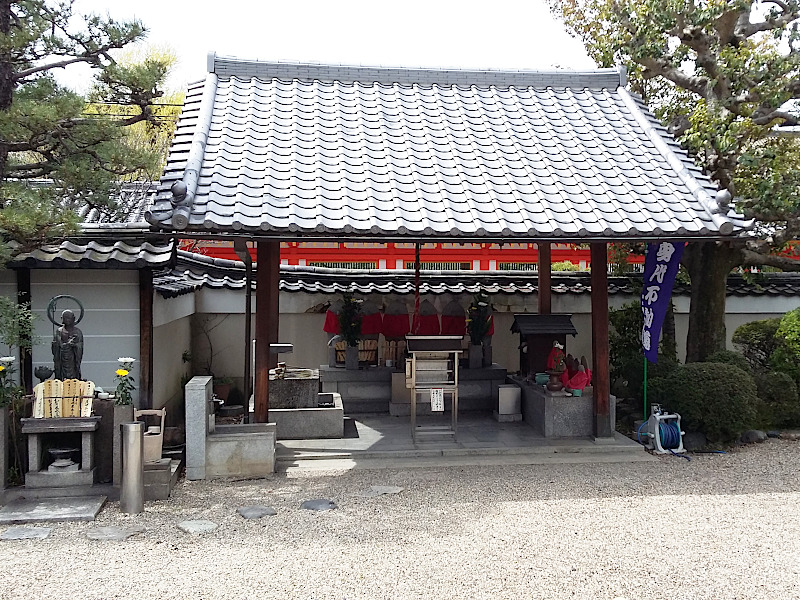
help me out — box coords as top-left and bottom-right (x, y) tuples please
(732, 317), (782, 371)
(0, 1), (172, 258)
(553, 1), (800, 362)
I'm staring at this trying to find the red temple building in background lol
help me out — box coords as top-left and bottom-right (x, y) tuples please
(180, 240), (645, 271)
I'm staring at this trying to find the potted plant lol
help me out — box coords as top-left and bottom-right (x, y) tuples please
(338, 293), (362, 370)
(212, 376), (234, 403)
(0, 356), (23, 488)
(467, 293), (493, 368)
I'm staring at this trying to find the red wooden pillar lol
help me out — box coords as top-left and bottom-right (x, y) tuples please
(139, 269), (154, 409)
(590, 243), (612, 438)
(537, 242), (551, 314)
(254, 241), (281, 423)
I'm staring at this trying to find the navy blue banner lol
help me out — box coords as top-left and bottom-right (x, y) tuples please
(641, 241), (685, 363)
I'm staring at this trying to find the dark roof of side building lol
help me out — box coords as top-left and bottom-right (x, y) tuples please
(153, 249), (800, 300)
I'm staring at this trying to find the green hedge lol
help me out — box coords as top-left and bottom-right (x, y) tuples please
(650, 362), (759, 443)
(755, 371), (800, 429)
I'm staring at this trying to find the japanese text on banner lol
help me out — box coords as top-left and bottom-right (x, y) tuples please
(641, 241), (685, 363)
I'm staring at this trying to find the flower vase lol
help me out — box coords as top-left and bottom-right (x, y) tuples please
(345, 345), (360, 370)
(546, 369), (565, 392)
(482, 343), (492, 367)
(469, 344), (483, 369)
(112, 403), (134, 486)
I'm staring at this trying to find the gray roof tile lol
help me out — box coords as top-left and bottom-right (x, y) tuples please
(147, 57), (751, 239)
(10, 238), (174, 269)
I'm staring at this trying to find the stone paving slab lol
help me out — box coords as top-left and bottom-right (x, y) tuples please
(86, 526), (145, 541)
(177, 520), (218, 534)
(0, 496), (106, 524)
(237, 506), (277, 519)
(0, 526), (52, 540)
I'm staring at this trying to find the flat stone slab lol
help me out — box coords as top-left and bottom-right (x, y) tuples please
(0, 496), (106, 525)
(301, 499), (337, 511)
(0, 526), (52, 540)
(86, 526), (145, 541)
(177, 520), (218, 534)
(237, 506), (277, 519)
(358, 485), (404, 498)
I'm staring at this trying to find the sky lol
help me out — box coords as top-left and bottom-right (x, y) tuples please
(64, 0), (596, 93)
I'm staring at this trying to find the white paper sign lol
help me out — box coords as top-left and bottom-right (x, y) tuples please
(430, 388), (444, 412)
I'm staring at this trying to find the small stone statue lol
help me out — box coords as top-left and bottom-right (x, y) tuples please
(52, 309), (84, 380)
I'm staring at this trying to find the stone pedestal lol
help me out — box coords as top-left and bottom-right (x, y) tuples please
(20, 417), (101, 488)
(493, 384), (522, 422)
(269, 369), (320, 408)
(514, 375), (616, 438)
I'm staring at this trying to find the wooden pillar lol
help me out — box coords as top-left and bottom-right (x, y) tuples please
(537, 242), (551, 314)
(590, 243), (612, 438)
(254, 241), (281, 423)
(138, 269), (154, 409)
(16, 268), (32, 393)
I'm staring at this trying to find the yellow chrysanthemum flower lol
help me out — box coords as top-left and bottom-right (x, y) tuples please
(0, 366), (6, 372)
(115, 369), (129, 377)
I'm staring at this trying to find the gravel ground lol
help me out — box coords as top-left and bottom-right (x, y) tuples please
(1, 441), (799, 600)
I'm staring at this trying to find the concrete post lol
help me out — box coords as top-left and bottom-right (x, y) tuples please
(120, 422), (144, 514)
(185, 376), (213, 480)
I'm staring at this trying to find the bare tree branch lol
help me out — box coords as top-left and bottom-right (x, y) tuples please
(639, 57), (711, 96)
(741, 248), (800, 270)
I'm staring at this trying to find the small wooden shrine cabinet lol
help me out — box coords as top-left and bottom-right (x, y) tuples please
(511, 314), (577, 376)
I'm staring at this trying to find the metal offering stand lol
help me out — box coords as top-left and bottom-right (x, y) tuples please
(405, 335), (463, 442)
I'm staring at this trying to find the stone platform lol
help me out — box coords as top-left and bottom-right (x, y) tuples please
(0, 496), (106, 524)
(320, 364), (508, 415)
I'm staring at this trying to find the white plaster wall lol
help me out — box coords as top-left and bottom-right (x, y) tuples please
(30, 270), (139, 399)
(153, 315), (192, 415)
(154, 292), (194, 327)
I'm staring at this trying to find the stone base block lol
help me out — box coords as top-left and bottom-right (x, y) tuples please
(25, 468), (95, 489)
(493, 411), (522, 422)
(144, 459), (180, 501)
(270, 393), (344, 439)
(498, 384), (522, 415)
(205, 423), (276, 479)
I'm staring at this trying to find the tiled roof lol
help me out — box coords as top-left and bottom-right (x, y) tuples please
(145, 55), (750, 240)
(511, 314), (578, 336)
(153, 250), (800, 299)
(10, 238), (175, 269)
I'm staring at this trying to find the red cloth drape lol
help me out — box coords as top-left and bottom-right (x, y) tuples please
(566, 369), (592, 391)
(361, 312), (383, 335)
(412, 314), (440, 335)
(440, 315), (466, 335)
(382, 313), (410, 338)
(323, 310), (340, 334)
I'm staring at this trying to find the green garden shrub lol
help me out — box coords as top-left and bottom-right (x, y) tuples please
(551, 261), (584, 271)
(770, 307), (800, 386)
(732, 318), (781, 372)
(703, 350), (753, 377)
(755, 371), (800, 428)
(609, 301), (678, 400)
(650, 362), (759, 443)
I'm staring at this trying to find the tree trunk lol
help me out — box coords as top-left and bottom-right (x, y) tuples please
(683, 241), (742, 363)
(661, 300), (677, 361)
(0, 0), (13, 179)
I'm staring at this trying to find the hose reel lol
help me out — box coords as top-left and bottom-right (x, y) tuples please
(641, 403), (685, 454)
